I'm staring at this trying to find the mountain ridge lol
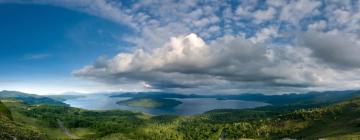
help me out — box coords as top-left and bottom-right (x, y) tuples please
(109, 90), (360, 105)
(0, 90), (66, 105)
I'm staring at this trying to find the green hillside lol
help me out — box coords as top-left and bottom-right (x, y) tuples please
(0, 100), (45, 139)
(0, 90), (65, 105)
(0, 101), (12, 120)
(1, 93), (360, 139)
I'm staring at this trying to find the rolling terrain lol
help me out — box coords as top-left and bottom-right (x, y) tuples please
(0, 90), (360, 139)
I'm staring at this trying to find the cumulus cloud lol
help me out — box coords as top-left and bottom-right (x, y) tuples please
(302, 31), (360, 69)
(253, 7), (276, 23)
(74, 34), (267, 88)
(279, 0), (321, 24)
(74, 31), (360, 93)
(5, 0), (360, 93)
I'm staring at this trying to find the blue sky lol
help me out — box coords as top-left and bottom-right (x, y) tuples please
(0, 3), (132, 94)
(1, 0), (360, 94)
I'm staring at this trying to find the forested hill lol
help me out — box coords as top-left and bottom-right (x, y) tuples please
(1, 91), (360, 139)
(0, 90), (65, 105)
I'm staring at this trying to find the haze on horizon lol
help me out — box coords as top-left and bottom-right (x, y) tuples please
(1, 0), (360, 95)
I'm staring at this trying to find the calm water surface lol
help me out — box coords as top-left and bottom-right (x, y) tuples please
(64, 94), (269, 115)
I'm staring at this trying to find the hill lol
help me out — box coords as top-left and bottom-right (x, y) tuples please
(0, 101), (12, 120)
(201, 97), (360, 139)
(0, 100), (45, 139)
(110, 90), (360, 105)
(1, 90), (360, 139)
(0, 90), (66, 105)
(46, 94), (85, 102)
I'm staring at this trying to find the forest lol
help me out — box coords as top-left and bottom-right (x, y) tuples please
(1, 92), (360, 139)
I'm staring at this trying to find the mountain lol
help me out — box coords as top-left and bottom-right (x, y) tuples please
(110, 92), (191, 98)
(46, 94), (85, 102)
(0, 90), (66, 105)
(206, 90), (360, 105)
(110, 90), (360, 105)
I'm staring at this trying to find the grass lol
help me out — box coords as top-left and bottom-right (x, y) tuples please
(99, 133), (131, 140)
(5, 101), (95, 139)
(0, 100), (12, 119)
(4, 97), (360, 139)
(70, 128), (97, 138)
(326, 132), (360, 140)
(2, 100), (71, 139)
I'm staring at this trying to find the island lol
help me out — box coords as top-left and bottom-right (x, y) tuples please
(117, 97), (182, 108)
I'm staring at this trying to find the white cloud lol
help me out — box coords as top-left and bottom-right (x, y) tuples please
(74, 32), (360, 93)
(280, 0), (321, 24)
(253, 7), (276, 23)
(302, 31), (360, 69)
(3, 0), (360, 93)
(308, 20), (327, 31)
(249, 27), (278, 43)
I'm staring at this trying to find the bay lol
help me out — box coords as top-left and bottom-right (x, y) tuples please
(64, 94), (269, 115)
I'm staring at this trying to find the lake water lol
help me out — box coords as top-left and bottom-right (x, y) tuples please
(64, 94), (269, 115)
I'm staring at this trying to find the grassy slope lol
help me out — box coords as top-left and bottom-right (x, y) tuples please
(177, 97), (360, 139)
(2, 100), (68, 139)
(0, 90), (65, 105)
(2, 97), (360, 139)
(292, 98), (360, 139)
(2, 100), (97, 139)
(0, 100), (46, 140)
(0, 100), (12, 120)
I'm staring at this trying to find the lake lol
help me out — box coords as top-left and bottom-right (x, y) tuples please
(64, 94), (269, 115)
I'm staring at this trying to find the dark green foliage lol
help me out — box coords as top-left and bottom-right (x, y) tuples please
(23, 104), (146, 138)
(177, 120), (222, 140)
(0, 101), (12, 120)
(0, 118), (46, 140)
(2, 91), (360, 139)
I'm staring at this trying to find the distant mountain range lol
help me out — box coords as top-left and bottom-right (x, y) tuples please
(110, 90), (360, 105)
(2, 89), (360, 107)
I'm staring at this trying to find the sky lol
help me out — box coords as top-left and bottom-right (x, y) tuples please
(0, 0), (360, 95)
